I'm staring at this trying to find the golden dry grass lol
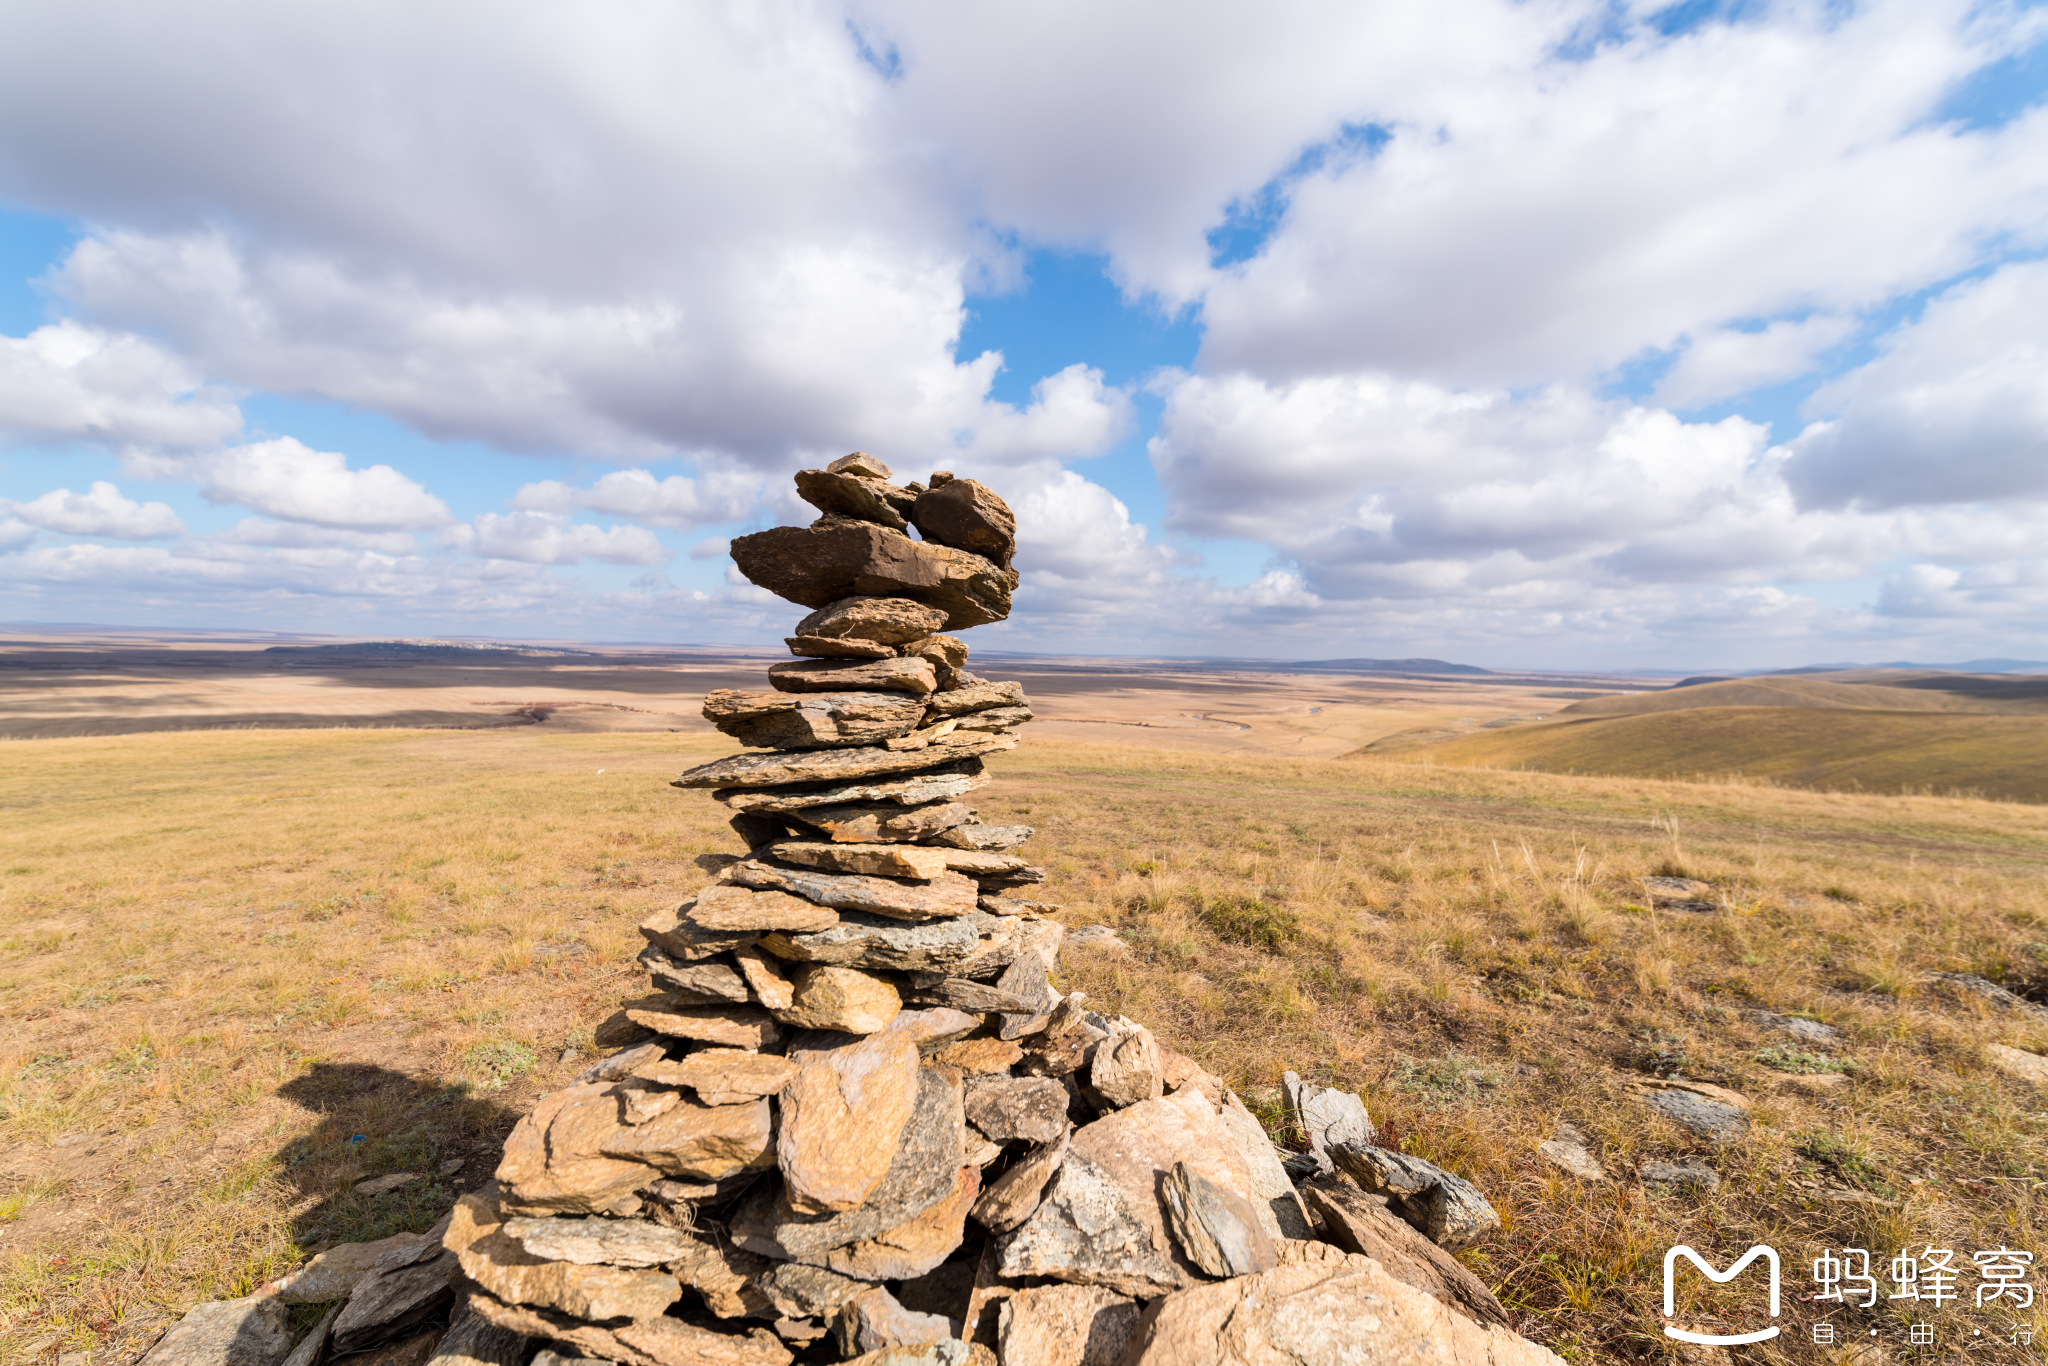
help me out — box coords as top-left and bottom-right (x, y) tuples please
(5, 727), (2048, 1363)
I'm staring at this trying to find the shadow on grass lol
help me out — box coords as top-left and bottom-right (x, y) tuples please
(273, 1063), (521, 1253)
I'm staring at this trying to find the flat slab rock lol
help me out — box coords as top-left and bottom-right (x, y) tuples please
(761, 909), (986, 972)
(678, 733), (1016, 792)
(447, 1192), (680, 1325)
(705, 689), (927, 749)
(1632, 1079), (1751, 1143)
(788, 800), (975, 843)
(731, 522), (1013, 630)
(769, 656), (940, 696)
(635, 1049), (799, 1105)
(998, 1087), (1256, 1297)
(140, 1294), (293, 1366)
(717, 763), (989, 814)
(729, 859), (977, 921)
(1116, 1240), (1564, 1366)
(796, 595), (948, 644)
(765, 839), (957, 882)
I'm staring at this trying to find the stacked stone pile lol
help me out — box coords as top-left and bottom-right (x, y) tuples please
(429, 456), (1565, 1366)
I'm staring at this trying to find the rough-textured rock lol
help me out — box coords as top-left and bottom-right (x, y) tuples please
(836, 1287), (957, 1357)
(1632, 1079), (1751, 1143)
(840, 1343), (991, 1366)
(639, 946), (756, 1001)
(618, 1081), (682, 1125)
(733, 945), (798, 1011)
(972, 1126), (1070, 1234)
(777, 964), (904, 1033)
(788, 633), (898, 659)
(761, 909), (984, 971)
(778, 1015), (927, 1213)
(1088, 1018), (1164, 1110)
(996, 1284), (1142, 1366)
(732, 860), (980, 921)
(829, 451), (895, 479)
(1755, 1010), (1841, 1043)
(1987, 1043), (2048, 1084)
(965, 1076), (1071, 1144)
(572, 1040), (667, 1087)
(706, 690), (929, 749)
(598, 1094), (774, 1179)
(795, 471), (914, 532)
(1157, 1051), (1225, 1109)
(930, 849), (1034, 878)
(447, 1194), (679, 1323)
(424, 1304), (533, 1365)
(790, 800), (975, 843)
(894, 1260), (979, 1337)
(816, 1164), (980, 1280)
(1327, 1144), (1500, 1251)
(680, 733), (1015, 792)
(638, 905), (761, 961)
(466, 1287), (792, 1366)
(767, 656), (939, 695)
(924, 681), (1026, 717)
(1639, 1158), (1721, 1194)
(1019, 995), (1109, 1077)
(931, 824), (1033, 851)
(732, 522), (1012, 629)
(716, 764), (988, 813)
(906, 978), (1037, 1014)
(1116, 1240), (1565, 1366)
(910, 478), (1017, 571)
(1283, 1072), (1374, 1176)
(139, 1294), (293, 1366)
(949, 707), (1032, 733)
(689, 884), (843, 933)
(738, 1064), (968, 1257)
(1213, 1091), (1314, 1243)
(625, 1002), (783, 1051)
(766, 840), (957, 881)
(797, 596), (950, 645)
(1161, 1161), (1276, 1279)
(275, 1232), (424, 1304)
(332, 1249), (458, 1354)
(902, 633), (970, 679)
(496, 1083), (660, 1214)
(758, 1263), (871, 1319)
(992, 951), (1060, 1041)
(998, 1088), (1255, 1295)
(636, 1050), (800, 1105)
(1535, 1122), (1607, 1182)
(668, 1227), (778, 1318)
(1300, 1182), (1510, 1329)
(929, 1038), (1025, 1074)
(501, 1215), (693, 1267)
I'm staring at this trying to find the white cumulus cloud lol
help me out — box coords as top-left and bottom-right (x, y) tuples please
(124, 437), (453, 531)
(0, 321), (241, 449)
(443, 511), (671, 566)
(3, 480), (183, 538)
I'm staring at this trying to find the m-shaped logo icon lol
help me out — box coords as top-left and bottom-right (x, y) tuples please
(1663, 1245), (1782, 1345)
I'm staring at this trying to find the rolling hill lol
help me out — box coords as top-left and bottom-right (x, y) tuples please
(1357, 670), (2048, 801)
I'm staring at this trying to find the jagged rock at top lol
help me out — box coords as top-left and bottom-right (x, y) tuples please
(1115, 1241), (1564, 1366)
(704, 690), (928, 750)
(798, 596), (951, 645)
(795, 470), (918, 532)
(732, 522), (1014, 629)
(829, 451), (896, 480)
(675, 733), (1016, 790)
(910, 475), (1018, 572)
(714, 760), (989, 813)
(770, 657), (939, 696)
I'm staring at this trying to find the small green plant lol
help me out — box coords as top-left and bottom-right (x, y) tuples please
(1391, 1052), (1501, 1098)
(1798, 1133), (1890, 1194)
(1190, 892), (1298, 949)
(1757, 1045), (1845, 1074)
(464, 1040), (537, 1091)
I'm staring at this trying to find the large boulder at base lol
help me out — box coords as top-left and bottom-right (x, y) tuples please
(1116, 1241), (1565, 1366)
(731, 522), (1013, 629)
(777, 1016), (928, 1213)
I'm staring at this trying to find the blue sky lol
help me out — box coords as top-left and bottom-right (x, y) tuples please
(1, 0), (2045, 669)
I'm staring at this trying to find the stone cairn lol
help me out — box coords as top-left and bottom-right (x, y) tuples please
(439, 455), (1565, 1366)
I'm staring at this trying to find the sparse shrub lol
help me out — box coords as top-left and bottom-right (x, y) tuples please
(1756, 1045), (1844, 1074)
(464, 1040), (537, 1091)
(1190, 892), (1297, 948)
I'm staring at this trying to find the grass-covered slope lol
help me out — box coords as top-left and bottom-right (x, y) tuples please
(1403, 706), (2048, 801)
(5, 728), (2048, 1361)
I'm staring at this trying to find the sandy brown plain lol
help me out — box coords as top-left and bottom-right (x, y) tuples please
(4, 635), (2048, 1365)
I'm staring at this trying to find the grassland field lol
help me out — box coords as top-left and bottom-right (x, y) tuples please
(5, 721), (2048, 1364)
